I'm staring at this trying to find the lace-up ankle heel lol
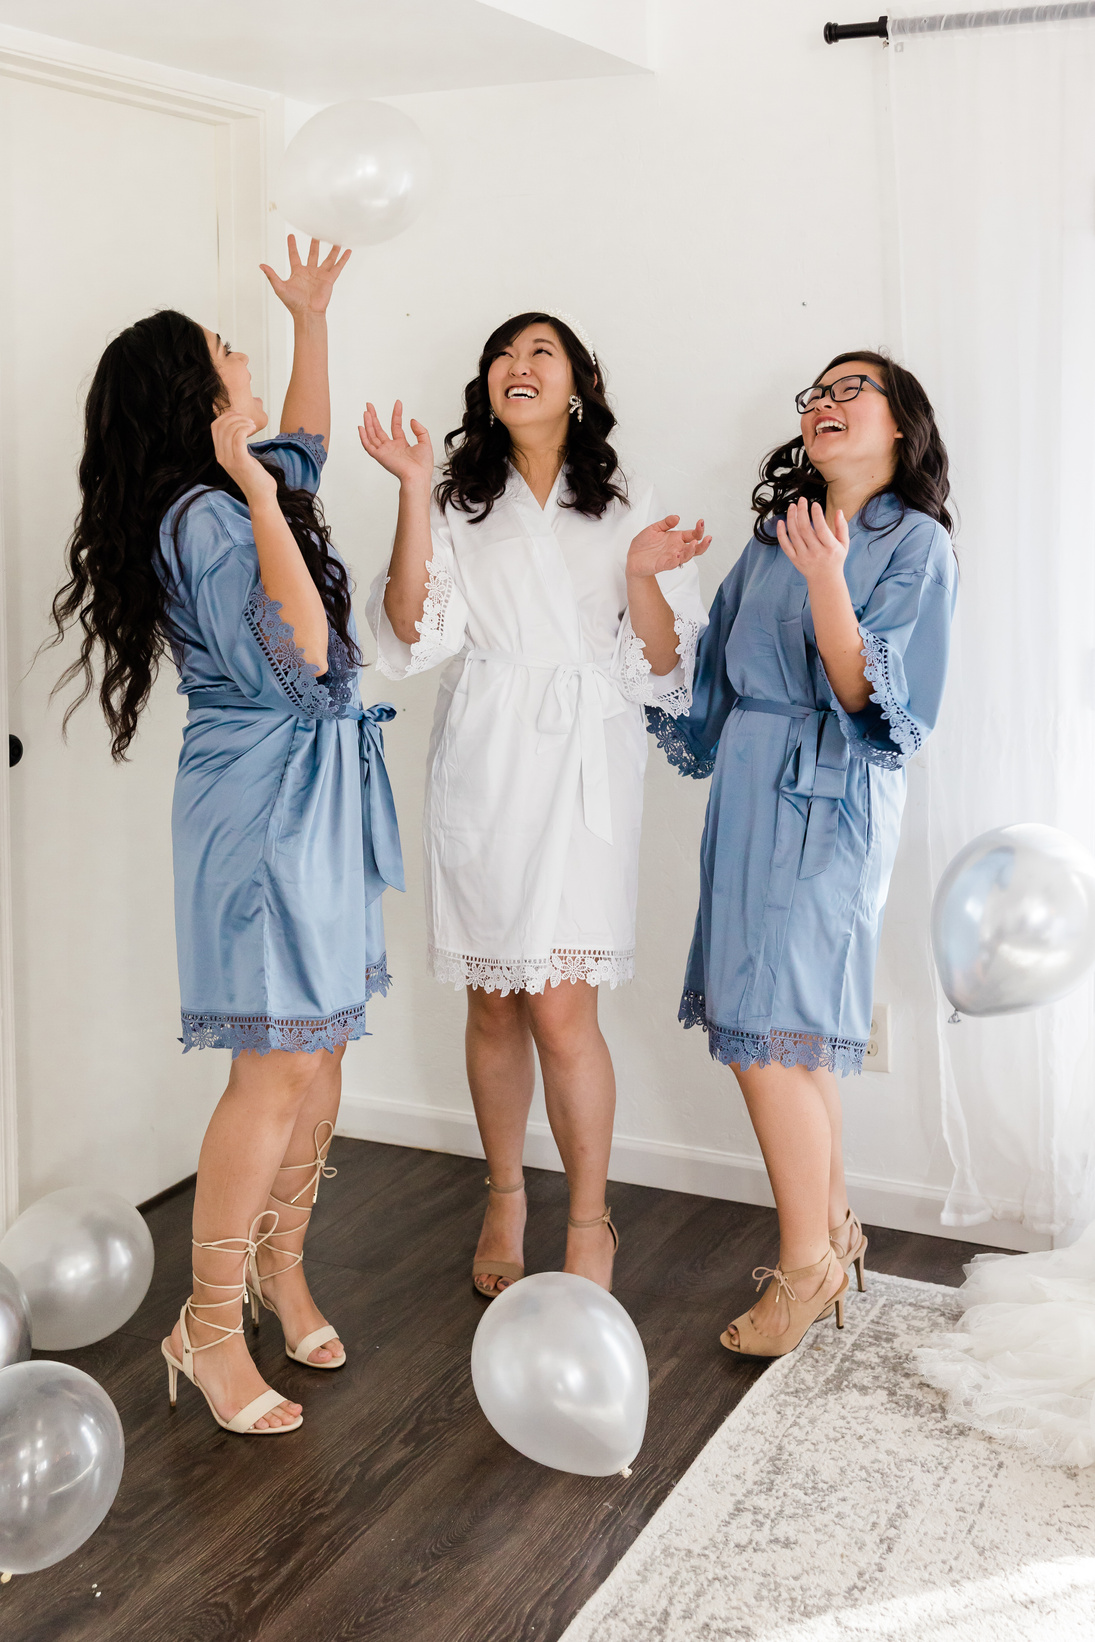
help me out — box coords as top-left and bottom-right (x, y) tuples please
(830, 1207), (868, 1292)
(472, 1175), (526, 1299)
(246, 1121), (346, 1369)
(720, 1249), (848, 1358)
(160, 1213), (302, 1435)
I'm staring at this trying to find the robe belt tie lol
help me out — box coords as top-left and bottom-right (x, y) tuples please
(464, 649), (627, 845)
(735, 697), (850, 880)
(186, 689), (403, 904)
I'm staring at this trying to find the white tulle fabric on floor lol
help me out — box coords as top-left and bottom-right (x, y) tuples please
(889, 10), (1095, 1238)
(917, 1225), (1095, 1468)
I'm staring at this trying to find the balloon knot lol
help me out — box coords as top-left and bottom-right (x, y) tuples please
(620, 1465), (632, 1478)
(947, 1010), (962, 1024)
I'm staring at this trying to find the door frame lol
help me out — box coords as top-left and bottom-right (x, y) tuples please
(0, 28), (284, 1229)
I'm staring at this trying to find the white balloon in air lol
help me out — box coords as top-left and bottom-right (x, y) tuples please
(278, 101), (432, 247)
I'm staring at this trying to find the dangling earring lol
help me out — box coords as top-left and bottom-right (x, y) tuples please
(568, 394), (583, 423)
(489, 410), (496, 427)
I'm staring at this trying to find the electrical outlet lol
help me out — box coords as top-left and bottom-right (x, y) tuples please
(864, 1003), (891, 1073)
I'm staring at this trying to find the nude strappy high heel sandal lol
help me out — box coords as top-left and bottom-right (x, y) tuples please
(830, 1207), (868, 1293)
(472, 1175), (526, 1299)
(720, 1248), (848, 1358)
(160, 1213), (302, 1435)
(566, 1205), (619, 1292)
(246, 1120), (346, 1368)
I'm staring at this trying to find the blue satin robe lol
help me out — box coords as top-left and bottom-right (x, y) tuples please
(649, 493), (957, 1075)
(160, 431), (403, 1055)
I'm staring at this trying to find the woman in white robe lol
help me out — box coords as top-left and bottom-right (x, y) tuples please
(362, 312), (708, 1294)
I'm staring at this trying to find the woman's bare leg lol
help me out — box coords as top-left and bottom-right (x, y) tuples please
(810, 1067), (851, 1235)
(254, 1045), (346, 1363)
(167, 1048), (332, 1428)
(466, 987), (535, 1293)
(729, 1060), (845, 1338)
(525, 980), (616, 1290)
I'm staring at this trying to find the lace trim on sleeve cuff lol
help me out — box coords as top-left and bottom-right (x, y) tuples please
(619, 613), (702, 714)
(281, 428), (328, 467)
(374, 557), (458, 681)
(645, 706), (716, 779)
(244, 584), (355, 719)
(827, 628), (922, 770)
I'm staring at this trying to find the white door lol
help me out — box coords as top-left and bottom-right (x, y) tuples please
(0, 74), (237, 1208)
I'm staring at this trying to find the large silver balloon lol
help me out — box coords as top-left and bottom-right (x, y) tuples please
(0, 1361), (124, 1574)
(0, 1188), (154, 1350)
(932, 823), (1095, 1016)
(279, 101), (432, 247)
(471, 1272), (648, 1476)
(0, 1264), (30, 1369)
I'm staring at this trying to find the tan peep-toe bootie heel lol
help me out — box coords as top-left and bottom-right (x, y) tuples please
(566, 1206), (619, 1292)
(472, 1175), (526, 1299)
(720, 1248), (848, 1358)
(246, 1120), (346, 1369)
(160, 1214), (302, 1435)
(830, 1207), (868, 1292)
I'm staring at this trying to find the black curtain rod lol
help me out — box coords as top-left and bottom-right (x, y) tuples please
(824, 16), (888, 41)
(825, 5), (1095, 42)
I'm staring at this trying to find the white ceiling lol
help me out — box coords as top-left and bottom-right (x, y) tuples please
(0, 0), (648, 101)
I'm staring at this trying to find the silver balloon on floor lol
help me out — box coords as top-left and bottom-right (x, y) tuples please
(0, 1360), (124, 1575)
(932, 823), (1095, 1017)
(471, 1271), (648, 1477)
(0, 1263), (31, 1368)
(0, 1188), (154, 1350)
(279, 100), (432, 246)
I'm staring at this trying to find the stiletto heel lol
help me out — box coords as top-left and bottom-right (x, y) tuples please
(250, 1121), (346, 1368)
(159, 1212), (302, 1436)
(829, 1208), (868, 1291)
(720, 1249), (848, 1358)
(472, 1176), (526, 1299)
(566, 1206), (619, 1292)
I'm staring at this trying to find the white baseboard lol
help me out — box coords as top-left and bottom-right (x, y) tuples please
(336, 1093), (1052, 1254)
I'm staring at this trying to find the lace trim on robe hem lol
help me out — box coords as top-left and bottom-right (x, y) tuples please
(429, 946), (634, 996)
(375, 557), (458, 680)
(618, 614), (702, 716)
(848, 626), (922, 770)
(679, 990), (866, 1076)
(645, 705), (716, 779)
(243, 585), (356, 718)
(180, 965), (390, 1056)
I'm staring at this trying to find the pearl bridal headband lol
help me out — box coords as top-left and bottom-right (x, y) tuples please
(512, 307), (598, 369)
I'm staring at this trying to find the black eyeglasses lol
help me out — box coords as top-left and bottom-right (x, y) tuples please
(795, 375), (888, 416)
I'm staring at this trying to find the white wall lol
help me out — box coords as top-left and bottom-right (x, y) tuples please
(301, 1), (1043, 1248)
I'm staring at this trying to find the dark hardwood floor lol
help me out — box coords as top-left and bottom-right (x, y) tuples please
(2, 1139), (1008, 1642)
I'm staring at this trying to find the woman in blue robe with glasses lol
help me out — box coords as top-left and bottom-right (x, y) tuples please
(53, 239), (402, 1436)
(650, 351), (956, 1359)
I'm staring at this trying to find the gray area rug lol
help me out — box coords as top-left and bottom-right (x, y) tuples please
(561, 1273), (1095, 1642)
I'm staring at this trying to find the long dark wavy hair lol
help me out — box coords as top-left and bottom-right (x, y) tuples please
(752, 349), (953, 543)
(434, 312), (627, 521)
(50, 309), (358, 760)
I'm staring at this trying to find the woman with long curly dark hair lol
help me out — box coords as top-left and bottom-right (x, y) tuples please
(649, 350), (957, 1358)
(361, 312), (709, 1296)
(53, 238), (403, 1434)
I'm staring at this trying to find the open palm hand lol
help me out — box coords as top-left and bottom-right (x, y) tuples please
(627, 515), (711, 579)
(358, 401), (434, 491)
(260, 235), (350, 318)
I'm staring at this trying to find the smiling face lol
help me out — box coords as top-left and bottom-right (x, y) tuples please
(486, 324), (575, 436)
(203, 327), (268, 430)
(800, 359), (901, 485)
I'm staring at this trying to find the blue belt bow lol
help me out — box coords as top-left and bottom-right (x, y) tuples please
(735, 697), (850, 879)
(357, 703), (404, 903)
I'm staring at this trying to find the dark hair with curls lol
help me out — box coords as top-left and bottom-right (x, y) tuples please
(50, 308), (358, 760)
(434, 312), (627, 521)
(751, 350), (953, 544)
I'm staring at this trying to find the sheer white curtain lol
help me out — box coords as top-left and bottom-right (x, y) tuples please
(888, 10), (1095, 1239)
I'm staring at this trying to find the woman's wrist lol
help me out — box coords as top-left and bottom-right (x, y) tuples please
(291, 310), (328, 336)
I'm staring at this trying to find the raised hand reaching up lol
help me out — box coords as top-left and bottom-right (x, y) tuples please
(260, 235), (351, 319)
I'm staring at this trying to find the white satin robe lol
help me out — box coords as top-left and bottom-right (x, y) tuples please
(367, 468), (707, 994)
